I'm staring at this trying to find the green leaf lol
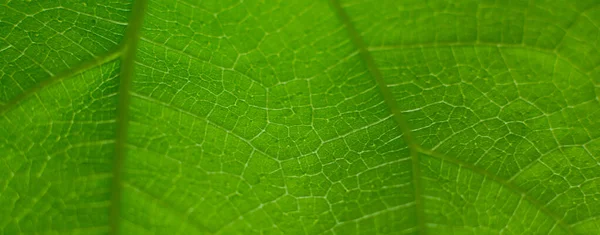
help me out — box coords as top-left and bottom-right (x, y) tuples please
(1, 0), (600, 234)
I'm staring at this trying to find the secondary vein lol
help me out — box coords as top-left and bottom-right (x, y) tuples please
(111, 0), (149, 234)
(418, 147), (575, 235)
(0, 49), (122, 115)
(328, 0), (426, 233)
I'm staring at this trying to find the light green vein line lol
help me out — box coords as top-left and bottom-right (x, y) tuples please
(121, 181), (213, 233)
(368, 42), (592, 76)
(328, 0), (426, 233)
(418, 146), (575, 235)
(0, 49), (122, 115)
(111, 0), (148, 234)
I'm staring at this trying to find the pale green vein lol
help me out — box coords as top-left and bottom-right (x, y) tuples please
(417, 146), (575, 235)
(121, 181), (213, 233)
(368, 42), (593, 76)
(111, 0), (149, 234)
(0, 49), (122, 115)
(328, 0), (426, 233)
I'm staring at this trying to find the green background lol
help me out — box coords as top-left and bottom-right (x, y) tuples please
(1, 0), (600, 234)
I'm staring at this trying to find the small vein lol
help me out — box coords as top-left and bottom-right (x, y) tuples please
(0, 49), (122, 115)
(368, 42), (592, 76)
(111, 0), (149, 234)
(417, 146), (575, 235)
(328, 0), (426, 233)
(121, 182), (212, 233)
(129, 92), (279, 162)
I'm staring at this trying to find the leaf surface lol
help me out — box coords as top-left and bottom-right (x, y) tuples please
(1, 0), (600, 234)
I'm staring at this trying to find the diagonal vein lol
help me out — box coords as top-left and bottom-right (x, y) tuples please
(0, 49), (122, 115)
(418, 146), (575, 235)
(328, 0), (426, 233)
(111, 0), (149, 234)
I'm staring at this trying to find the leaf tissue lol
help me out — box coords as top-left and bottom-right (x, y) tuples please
(1, 0), (600, 234)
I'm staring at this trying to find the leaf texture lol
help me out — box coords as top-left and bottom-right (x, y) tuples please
(1, 0), (600, 234)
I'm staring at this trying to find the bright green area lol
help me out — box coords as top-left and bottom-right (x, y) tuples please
(1, 0), (599, 234)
